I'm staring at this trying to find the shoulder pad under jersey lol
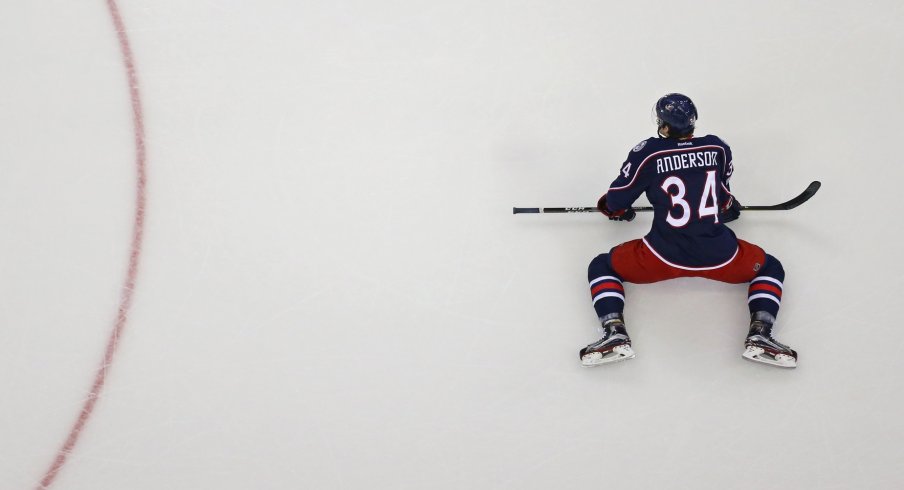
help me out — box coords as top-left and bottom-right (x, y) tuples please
(702, 134), (731, 149)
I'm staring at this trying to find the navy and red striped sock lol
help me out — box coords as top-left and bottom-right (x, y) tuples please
(588, 253), (625, 321)
(748, 254), (784, 319)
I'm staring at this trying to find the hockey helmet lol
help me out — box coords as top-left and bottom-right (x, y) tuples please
(653, 93), (697, 136)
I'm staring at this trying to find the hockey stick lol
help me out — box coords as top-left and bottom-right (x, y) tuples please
(513, 181), (821, 214)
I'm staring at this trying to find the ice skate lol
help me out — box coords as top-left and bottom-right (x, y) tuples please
(580, 314), (634, 367)
(742, 312), (797, 368)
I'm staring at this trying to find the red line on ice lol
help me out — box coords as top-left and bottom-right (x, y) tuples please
(36, 0), (147, 488)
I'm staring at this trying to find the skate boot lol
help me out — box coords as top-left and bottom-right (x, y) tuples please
(742, 312), (797, 368)
(580, 314), (635, 367)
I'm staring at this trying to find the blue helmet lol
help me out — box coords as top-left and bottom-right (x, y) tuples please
(653, 93), (697, 136)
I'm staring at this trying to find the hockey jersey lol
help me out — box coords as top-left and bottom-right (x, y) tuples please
(606, 134), (739, 269)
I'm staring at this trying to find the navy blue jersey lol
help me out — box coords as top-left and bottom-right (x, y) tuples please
(606, 135), (739, 269)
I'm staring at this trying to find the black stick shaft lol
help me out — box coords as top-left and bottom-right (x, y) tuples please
(513, 181), (821, 215)
(515, 205), (771, 214)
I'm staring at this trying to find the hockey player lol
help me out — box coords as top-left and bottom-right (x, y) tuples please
(581, 93), (797, 368)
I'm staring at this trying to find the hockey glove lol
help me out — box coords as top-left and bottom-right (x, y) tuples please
(720, 196), (742, 223)
(597, 194), (636, 222)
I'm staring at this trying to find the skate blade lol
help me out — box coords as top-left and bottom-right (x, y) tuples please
(581, 345), (635, 367)
(742, 346), (797, 368)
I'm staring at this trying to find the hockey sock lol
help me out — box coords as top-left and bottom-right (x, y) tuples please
(748, 254), (784, 319)
(588, 253), (626, 321)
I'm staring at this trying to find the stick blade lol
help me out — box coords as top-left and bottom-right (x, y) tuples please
(779, 180), (821, 210)
(743, 181), (821, 211)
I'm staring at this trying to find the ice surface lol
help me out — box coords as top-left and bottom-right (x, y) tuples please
(1, 1), (903, 489)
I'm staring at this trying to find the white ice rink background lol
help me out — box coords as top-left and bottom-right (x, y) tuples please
(1, 1), (903, 489)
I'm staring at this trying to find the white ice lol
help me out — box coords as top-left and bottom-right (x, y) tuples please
(1, 1), (903, 489)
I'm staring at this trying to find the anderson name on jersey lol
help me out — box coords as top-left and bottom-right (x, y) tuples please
(606, 134), (737, 269)
(654, 149), (720, 173)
